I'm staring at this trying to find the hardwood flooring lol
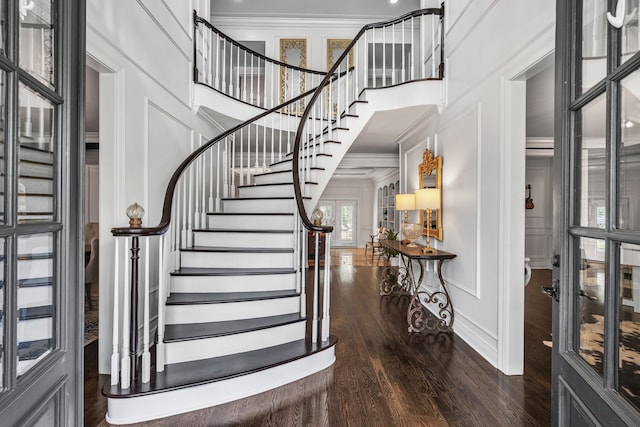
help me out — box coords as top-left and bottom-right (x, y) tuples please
(85, 249), (552, 426)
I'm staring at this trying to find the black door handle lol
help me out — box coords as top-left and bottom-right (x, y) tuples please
(541, 280), (559, 301)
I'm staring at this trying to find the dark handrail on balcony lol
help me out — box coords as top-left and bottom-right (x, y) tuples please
(193, 10), (327, 78)
(292, 6), (445, 234)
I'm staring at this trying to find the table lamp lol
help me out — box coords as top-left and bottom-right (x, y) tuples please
(395, 193), (415, 224)
(415, 188), (440, 253)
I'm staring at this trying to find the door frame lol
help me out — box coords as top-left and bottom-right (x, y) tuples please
(552, 0), (640, 424)
(0, 0), (86, 425)
(498, 29), (556, 375)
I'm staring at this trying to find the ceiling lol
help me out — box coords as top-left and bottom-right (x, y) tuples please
(211, 0), (421, 20)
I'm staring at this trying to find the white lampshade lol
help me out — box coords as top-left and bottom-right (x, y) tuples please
(415, 188), (440, 210)
(395, 193), (415, 211)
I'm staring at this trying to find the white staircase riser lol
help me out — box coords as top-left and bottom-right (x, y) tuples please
(207, 214), (294, 230)
(165, 296), (301, 323)
(18, 258), (53, 280)
(222, 198), (295, 213)
(268, 161), (292, 173)
(193, 231), (294, 248)
(17, 317), (52, 342)
(18, 286), (52, 308)
(164, 321), (305, 364)
(105, 347), (336, 425)
(253, 172), (293, 186)
(181, 250), (294, 269)
(170, 272), (297, 293)
(238, 184), (294, 198)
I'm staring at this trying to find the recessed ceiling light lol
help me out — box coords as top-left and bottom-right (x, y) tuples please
(390, 0), (398, 4)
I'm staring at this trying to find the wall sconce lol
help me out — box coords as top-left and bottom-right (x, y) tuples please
(395, 193), (415, 224)
(415, 188), (440, 253)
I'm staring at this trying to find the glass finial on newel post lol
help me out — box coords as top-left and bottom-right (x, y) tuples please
(126, 203), (145, 228)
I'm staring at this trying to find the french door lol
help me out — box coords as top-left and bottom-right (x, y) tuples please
(553, 0), (640, 424)
(0, 0), (84, 425)
(316, 200), (357, 247)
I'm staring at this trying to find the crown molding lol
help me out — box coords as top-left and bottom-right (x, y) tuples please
(338, 152), (399, 169)
(85, 131), (99, 144)
(210, 16), (373, 32)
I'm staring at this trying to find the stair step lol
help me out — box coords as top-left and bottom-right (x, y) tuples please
(166, 289), (298, 305)
(164, 318), (306, 364)
(164, 313), (304, 341)
(269, 154), (332, 173)
(104, 336), (337, 399)
(253, 169), (293, 185)
(207, 212), (295, 230)
(170, 267), (296, 293)
(221, 197), (296, 213)
(193, 228), (294, 248)
(237, 182), (295, 198)
(165, 291), (300, 323)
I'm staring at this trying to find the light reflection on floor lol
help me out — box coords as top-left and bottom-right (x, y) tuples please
(330, 247), (390, 267)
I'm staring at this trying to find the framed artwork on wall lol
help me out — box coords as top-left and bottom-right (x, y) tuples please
(280, 38), (307, 111)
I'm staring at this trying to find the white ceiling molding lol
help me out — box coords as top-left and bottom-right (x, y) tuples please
(337, 152), (399, 169)
(210, 16), (373, 33)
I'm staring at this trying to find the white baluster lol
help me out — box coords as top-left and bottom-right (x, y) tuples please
(208, 145), (214, 212)
(120, 237), (131, 389)
(431, 14), (436, 78)
(223, 140), (229, 198)
(402, 20), (406, 83)
(230, 133), (236, 197)
(236, 45), (241, 98)
(373, 27), (377, 88)
(263, 117), (267, 171)
(382, 27), (386, 86)
(354, 42), (359, 98)
(142, 236), (151, 383)
(214, 33), (219, 89)
(298, 219), (305, 316)
(250, 55), (255, 105)
(111, 238), (120, 385)
(411, 18), (416, 80)
(181, 176), (188, 247)
(363, 31), (368, 88)
(322, 232), (331, 342)
(312, 232), (320, 343)
(278, 111), (283, 161)
(392, 23), (396, 85)
(243, 51), (247, 102)
(254, 123), (259, 170)
(239, 128), (244, 187)
(216, 142), (222, 211)
(157, 235), (166, 372)
(221, 38), (226, 94)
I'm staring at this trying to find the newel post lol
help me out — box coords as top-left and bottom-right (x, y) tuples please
(126, 202), (144, 381)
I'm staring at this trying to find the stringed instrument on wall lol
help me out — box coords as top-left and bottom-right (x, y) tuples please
(525, 184), (534, 210)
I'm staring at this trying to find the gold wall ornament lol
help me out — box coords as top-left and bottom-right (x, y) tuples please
(279, 38), (307, 111)
(418, 148), (443, 240)
(326, 39), (354, 116)
(326, 39), (353, 70)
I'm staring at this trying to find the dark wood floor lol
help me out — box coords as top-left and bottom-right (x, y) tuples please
(85, 266), (552, 426)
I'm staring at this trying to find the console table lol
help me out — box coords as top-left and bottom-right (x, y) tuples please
(378, 239), (456, 333)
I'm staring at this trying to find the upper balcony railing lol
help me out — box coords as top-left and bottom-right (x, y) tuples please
(193, 11), (328, 110)
(291, 7), (444, 234)
(193, 7), (444, 112)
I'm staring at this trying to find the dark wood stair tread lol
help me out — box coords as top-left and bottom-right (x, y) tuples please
(164, 313), (304, 341)
(193, 228), (293, 233)
(206, 212), (294, 216)
(171, 267), (294, 276)
(103, 336), (337, 398)
(166, 289), (300, 304)
(181, 246), (294, 253)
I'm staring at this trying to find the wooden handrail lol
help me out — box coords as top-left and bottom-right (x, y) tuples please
(111, 87), (318, 237)
(193, 10), (328, 77)
(292, 7), (445, 234)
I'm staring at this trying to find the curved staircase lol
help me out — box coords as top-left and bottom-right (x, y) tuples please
(104, 7), (444, 424)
